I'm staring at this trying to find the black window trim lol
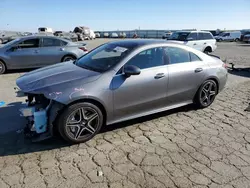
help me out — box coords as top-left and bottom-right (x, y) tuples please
(116, 46), (166, 75)
(40, 37), (66, 47)
(16, 38), (41, 49)
(189, 52), (202, 62)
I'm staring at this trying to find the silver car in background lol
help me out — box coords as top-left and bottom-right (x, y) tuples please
(0, 36), (88, 74)
(16, 39), (228, 144)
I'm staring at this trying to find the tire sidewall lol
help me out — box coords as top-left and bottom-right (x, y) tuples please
(62, 56), (76, 62)
(196, 80), (218, 108)
(0, 61), (6, 74)
(58, 102), (103, 144)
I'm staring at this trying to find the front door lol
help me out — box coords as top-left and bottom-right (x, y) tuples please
(111, 47), (168, 122)
(6, 38), (40, 69)
(164, 46), (208, 105)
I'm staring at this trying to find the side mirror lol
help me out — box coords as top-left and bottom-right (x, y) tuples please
(123, 65), (141, 77)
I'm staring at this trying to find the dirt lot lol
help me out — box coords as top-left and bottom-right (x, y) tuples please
(0, 40), (250, 188)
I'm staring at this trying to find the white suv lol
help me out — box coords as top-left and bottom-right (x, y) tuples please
(167, 30), (217, 53)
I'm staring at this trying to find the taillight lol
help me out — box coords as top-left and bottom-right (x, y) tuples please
(222, 63), (227, 68)
(79, 46), (88, 52)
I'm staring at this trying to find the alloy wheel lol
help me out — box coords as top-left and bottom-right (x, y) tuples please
(200, 81), (217, 106)
(63, 57), (74, 62)
(65, 107), (99, 141)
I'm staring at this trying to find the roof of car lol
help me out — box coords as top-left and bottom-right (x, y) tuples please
(14, 35), (70, 41)
(106, 39), (177, 48)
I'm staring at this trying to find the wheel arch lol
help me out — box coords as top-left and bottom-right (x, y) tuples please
(65, 97), (107, 125)
(204, 46), (212, 53)
(61, 54), (77, 62)
(0, 58), (7, 70)
(194, 76), (220, 103)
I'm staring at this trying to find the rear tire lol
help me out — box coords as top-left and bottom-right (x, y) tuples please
(0, 60), (6, 74)
(62, 55), (76, 62)
(57, 102), (103, 144)
(203, 47), (212, 54)
(194, 80), (218, 108)
(235, 38), (239, 42)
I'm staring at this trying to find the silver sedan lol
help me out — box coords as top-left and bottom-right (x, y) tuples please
(16, 39), (228, 144)
(0, 35), (88, 74)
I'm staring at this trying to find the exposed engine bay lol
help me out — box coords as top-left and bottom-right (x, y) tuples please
(16, 88), (64, 142)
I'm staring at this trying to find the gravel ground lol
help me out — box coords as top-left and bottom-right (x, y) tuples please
(0, 39), (250, 188)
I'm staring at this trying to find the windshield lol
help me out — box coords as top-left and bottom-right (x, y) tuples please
(168, 32), (190, 41)
(218, 32), (227, 36)
(75, 43), (135, 72)
(1, 38), (21, 46)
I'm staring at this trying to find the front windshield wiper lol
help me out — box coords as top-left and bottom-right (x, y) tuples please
(80, 64), (102, 72)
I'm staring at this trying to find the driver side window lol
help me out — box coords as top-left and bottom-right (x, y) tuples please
(125, 47), (164, 70)
(18, 39), (40, 49)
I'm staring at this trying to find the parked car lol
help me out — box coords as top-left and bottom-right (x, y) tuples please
(0, 36), (88, 74)
(119, 32), (126, 38)
(111, 33), (119, 38)
(243, 34), (250, 43)
(89, 30), (96, 40)
(95, 32), (101, 38)
(54, 31), (78, 42)
(240, 30), (250, 41)
(214, 31), (241, 42)
(38, 27), (53, 34)
(103, 32), (110, 38)
(162, 31), (172, 39)
(16, 39), (228, 144)
(167, 30), (217, 53)
(73, 26), (91, 40)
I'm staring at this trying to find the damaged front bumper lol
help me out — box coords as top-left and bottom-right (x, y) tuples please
(15, 87), (64, 142)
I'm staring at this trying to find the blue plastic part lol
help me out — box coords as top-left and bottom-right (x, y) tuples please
(34, 110), (47, 133)
(0, 101), (5, 107)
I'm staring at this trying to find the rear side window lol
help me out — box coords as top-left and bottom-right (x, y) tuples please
(187, 32), (198, 40)
(190, 52), (202, 61)
(42, 38), (65, 47)
(126, 47), (164, 69)
(164, 47), (190, 64)
(198, 32), (213, 40)
(18, 39), (39, 48)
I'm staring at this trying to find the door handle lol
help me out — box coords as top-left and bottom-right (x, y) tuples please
(195, 68), (203, 73)
(193, 43), (197, 45)
(204, 42), (207, 44)
(34, 50), (38, 53)
(154, 73), (165, 79)
(60, 48), (65, 51)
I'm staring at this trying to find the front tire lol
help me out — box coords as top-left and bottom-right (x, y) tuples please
(0, 60), (6, 74)
(57, 102), (103, 144)
(195, 80), (218, 108)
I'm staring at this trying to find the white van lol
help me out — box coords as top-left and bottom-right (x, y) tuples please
(214, 31), (241, 42)
(38, 27), (53, 33)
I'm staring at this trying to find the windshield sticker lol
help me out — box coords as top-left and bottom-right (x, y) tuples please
(113, 46), (128, 53)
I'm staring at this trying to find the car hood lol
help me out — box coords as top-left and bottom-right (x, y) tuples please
(16, 61), (101, 97)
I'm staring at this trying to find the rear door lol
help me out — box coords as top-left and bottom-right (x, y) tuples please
(164, 46), (208, 105)
(198, 32), (215, 51)
(6, 38), (40, 68)
(186, 32), (202, 51)
(37, 37), (68, 66)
